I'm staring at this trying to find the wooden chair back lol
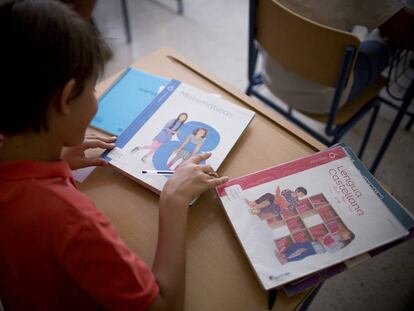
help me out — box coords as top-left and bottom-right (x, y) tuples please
(255, 0), (360, 87)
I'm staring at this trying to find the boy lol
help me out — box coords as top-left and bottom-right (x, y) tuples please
(0, 1), (227, 310)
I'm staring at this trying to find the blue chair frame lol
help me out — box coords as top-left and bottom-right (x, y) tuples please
(246, 0), (381, 159)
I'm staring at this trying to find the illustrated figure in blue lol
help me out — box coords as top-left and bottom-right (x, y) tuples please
(130, 112), (188, 162)
(167, 128), (208, 169)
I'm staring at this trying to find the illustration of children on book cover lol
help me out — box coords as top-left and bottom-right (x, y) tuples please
(217, 148), (407, 289)
(128, 113), (216, 169)
(128, 114), (219, 171)
(246, 186), (355, 265)
(130, 112), (189, 163)
(108, 110), (220, 186)
(105, 82), (254, 192)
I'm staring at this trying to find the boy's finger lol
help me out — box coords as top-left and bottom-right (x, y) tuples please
(200, 165), (219, 178)
(200, 164), (215, 174)
(98, 136), (117, 143)
(190, 152), (211, 164)
(207, 176), (229, 187)
(82, 157), (108, 168)
(85, 135), (117, 143)
(82, 140), (116, 151)
(207, 172), (219, 178)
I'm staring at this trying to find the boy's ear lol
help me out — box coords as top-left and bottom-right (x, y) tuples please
(56, 79), (76, 115)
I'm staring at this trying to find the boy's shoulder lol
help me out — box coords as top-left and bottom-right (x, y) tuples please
(38, 173), (95, 214)
(30, 171), (99, 226)
(0, 160), (108, 253)
(0, 159), (97, 221)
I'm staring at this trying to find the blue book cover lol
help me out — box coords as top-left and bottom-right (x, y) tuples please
(90, 67), (169, 136)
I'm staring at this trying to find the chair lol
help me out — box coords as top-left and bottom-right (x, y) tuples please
(246, 0), (386, 158)
(120, 0), (132, 43)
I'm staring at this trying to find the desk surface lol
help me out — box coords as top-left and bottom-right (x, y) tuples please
(79, 48), (325, 311)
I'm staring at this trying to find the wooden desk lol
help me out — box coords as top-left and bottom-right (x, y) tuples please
(79, 48), (325, 310)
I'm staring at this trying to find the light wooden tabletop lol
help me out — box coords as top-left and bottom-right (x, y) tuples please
(79, 48), (325, 311)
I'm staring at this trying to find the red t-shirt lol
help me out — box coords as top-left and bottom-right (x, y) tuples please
(0, 160), (159, 310)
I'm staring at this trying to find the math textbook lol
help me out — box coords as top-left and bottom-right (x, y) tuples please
(102, 79), (255, 194)
(216, 144), (413, 290)
(91, 68), (168, 136)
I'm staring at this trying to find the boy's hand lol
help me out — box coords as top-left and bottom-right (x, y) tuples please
(161, 152), (228, 206)
(61, 135), (116, 170)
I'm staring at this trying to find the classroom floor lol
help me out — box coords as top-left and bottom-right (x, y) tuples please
(94, 1), (414, 310)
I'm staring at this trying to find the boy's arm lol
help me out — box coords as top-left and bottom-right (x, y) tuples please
(148, 193), (188, 311)
(149, 153), (228, 311)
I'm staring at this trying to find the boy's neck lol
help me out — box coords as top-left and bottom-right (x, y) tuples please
(0, 131), (62, 163)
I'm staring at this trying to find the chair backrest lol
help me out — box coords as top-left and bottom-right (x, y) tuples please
(255, 0), (360, 88)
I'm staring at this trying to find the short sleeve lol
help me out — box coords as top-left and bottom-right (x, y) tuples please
(56, 202), (159, 311)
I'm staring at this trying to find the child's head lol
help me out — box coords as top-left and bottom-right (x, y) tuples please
(177, 113), (188, 122)
(335, 222), (355, 246)
(0, 0), (111, 144)
(193, 128), (208, 138)
(339, 229), (355, 247)
(294, 187), (307, 198)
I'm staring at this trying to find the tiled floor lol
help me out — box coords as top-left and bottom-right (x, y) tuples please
(94, 1), (414, 310)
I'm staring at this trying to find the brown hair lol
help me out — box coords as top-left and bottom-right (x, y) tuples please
(193, 128), (208, 138)
(0, 0), (112, 134)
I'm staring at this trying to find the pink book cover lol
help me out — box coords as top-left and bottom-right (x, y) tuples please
(216, 145), (409, 290)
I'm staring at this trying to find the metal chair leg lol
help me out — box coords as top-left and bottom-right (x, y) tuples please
(246, 84), (253, 96)
(177, 0), (184, 14)
(405, 112), (414, 131)
(371, 78), (414, 173)
(331, 134), (341, 146)
(120, 0), (131, 43)
(297, 283), (323, 311)
(358, 103), (380, 159)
